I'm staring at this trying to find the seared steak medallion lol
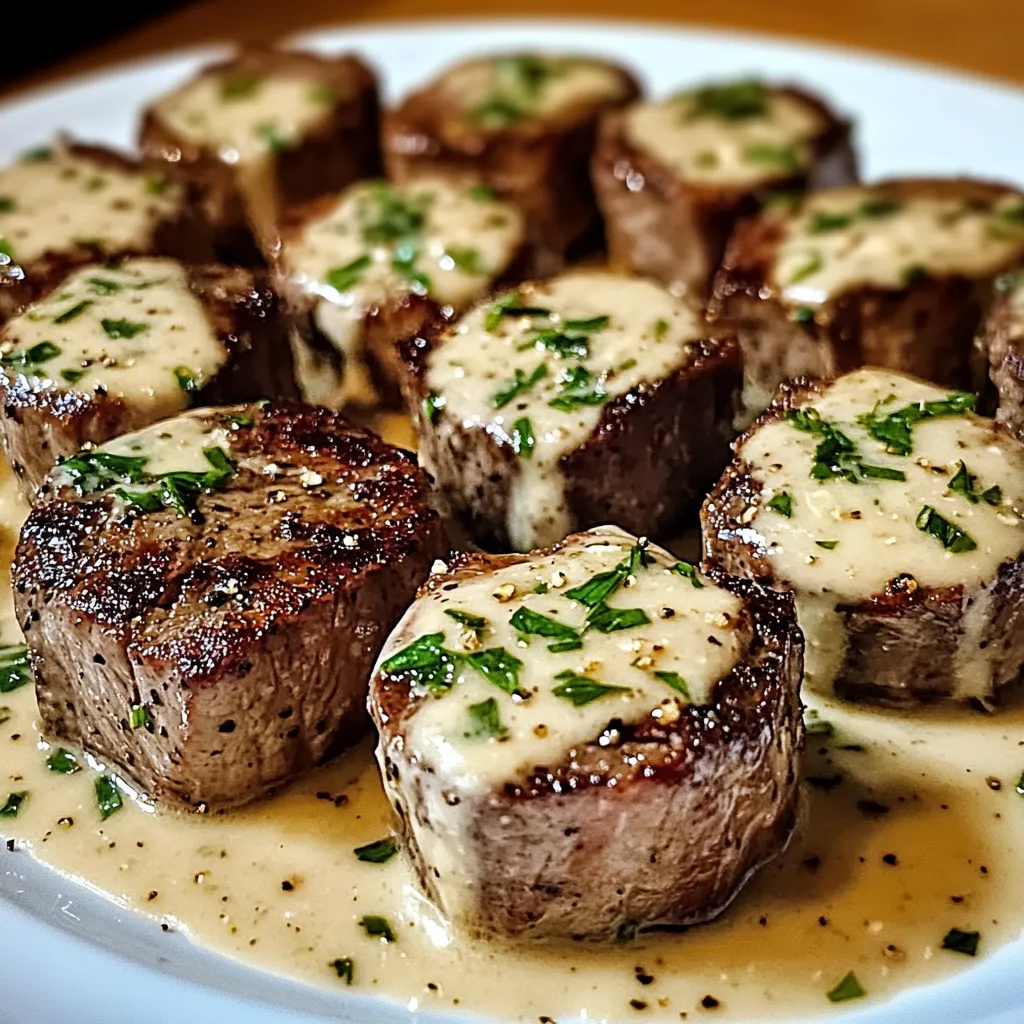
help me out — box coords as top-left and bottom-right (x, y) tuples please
(384, 54), (641, 275)
(979, 267), (1024, 439)
(0, 257), (296, 497)
(370, 525), (803, 942)
(398, 270), (742, 552)
(0, 138), (213, 323)
(14, 403), (447, 810)
(140, 47), (381, 263)
(277, 179), (525, 408)
(709, 178), (1024, 420)
(593, 79), (856, 297)
(702, 367), (1024, 706)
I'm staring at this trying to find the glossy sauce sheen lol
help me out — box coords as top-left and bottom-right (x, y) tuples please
(425, 272), (705, 550)
(1, 414), (1023, 1018)
(774, 187), (1024, 306)
(625, 90), (825, 187)
(0, 149), (180, 265)
(2, 259), (226, 410)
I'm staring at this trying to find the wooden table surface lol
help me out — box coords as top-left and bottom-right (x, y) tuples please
(2, 0), (1023, 101)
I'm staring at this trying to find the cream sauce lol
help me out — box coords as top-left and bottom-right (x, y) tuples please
(739, 368), (1024, 695)
(625, 88), (826, 187)
(424, 271), (705, 551)
(441, 55), (628, 128)
(283, 180), (524, 407)
(0, 146), (181, 266)
(1, 259), (226, 414)
(1, 438), (1023, 1019)
(774, 187), (1024, 306)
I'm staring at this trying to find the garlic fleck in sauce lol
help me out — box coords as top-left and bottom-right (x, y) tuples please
(424, 272), (705, 550)
(740, 367), (1024, 695)
(626, 82), (827, 187)
(1, 420), (1023, 1018)
(2, 259), (226, 414)
(0, 146), (180, 266)
(282, 180), (525, 406)
(774, 186), (1024, 306)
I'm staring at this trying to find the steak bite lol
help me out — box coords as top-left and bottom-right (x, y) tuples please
(277, 178), (525, 408)
(397, 270), (743, 552)
(384, 54), (641, 275)
(709, 178), (1024, 419)
(370, 525), (804, 942)
(140, 47), (381, 263)
(979, 268), (1024, 438)
(0, 139), (213, 323)
(14, 403), (447, 810)
(592, 79), (856, 298)
(702, 367), (1024, 706)
(0, 257), (296, 497)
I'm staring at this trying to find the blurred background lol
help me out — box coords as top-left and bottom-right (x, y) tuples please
(4, 0), (1022, 96)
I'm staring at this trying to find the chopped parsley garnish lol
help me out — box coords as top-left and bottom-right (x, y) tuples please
(223, 412), (252, 428)
(548, 365), (608, 412)
(808, 211), (854, 233)
(587, 605), (651, 633)
(2, 341), (62, 370)
(0, 644), (31, 693)
(444, 247), (483, 274)
(53, 300), (92, 324)
(483, 290), (550, 331)
(88, 277), (122, 294)
(145, 177), (167, 195)
(423, 391), (446, 424)
(95, 775), (122, 819)
(687, 79), (767, 120)
(916, 505), (977, 553)
(379, 633), (459, 694)
(492, 363), (547, 408)
(0, 197), (14, 213)
(509, 607), (578, 641)
(815, 540), (839, 550)
(552, 671), (630, 706)
(174, 366), (199, 392)
(857, 392), (976, 456)
(353, 836), (399, 864)
(255, 123), (288, 153)
(0, 792), (27, 818)
(785, 407), (906, 483)
(788, 251), (823, 284)
(566, 539), (650, 607)
(670, 561), (704, 588)
(1015, 770), (1024, 797)
(308, 83), (336, 105)
(941, 928), (980, 957)
(793, 306), (816, 323)
(826, 971), (865, 1003)
(653, 318), (670, 340)
(510, 417), (535, 458)
(744, 144), (800, 170)
(129, 703), (151, 730)
(359, 915), (396, 942)
(470, 95), (526, 127)
(547, 638), (583, 653)
(654, 671), (690, 698)
(0, 238), (14, 262)
(805, 718), (835, 737)
(444, 609), (487, 634)
(391, 245), (431, 294)
(860, 197), (901, 218)
(0, 706), (10, 726)
(326, 255), (372, 292)
(360, 184), (426, 246)
(101, 318), (148, 340)
(465, 647), (525, 697)
(46, 748), (80, 774)
(20, 145), (52, 162)
(467, 697), (507, 739)
(948, 461), (1001, 506)
(468, 184), (497, 201)
(330, 958), (354, 984)
(220, 72), (262, 100)
(766, 492), (793, 517)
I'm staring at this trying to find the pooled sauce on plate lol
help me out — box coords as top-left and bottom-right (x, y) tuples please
(1, 419), (1023, 1021)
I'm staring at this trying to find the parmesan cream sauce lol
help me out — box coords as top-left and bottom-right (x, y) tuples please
(2, 414), (1024, 1022)
(740, 368), (1024, 696)
(283, 180), (524, 406)
(2, 259), (226, 412)
(0, 148), (180, 265)
(625, 90), (826, 188)
(423, 272), (704, 552)
(774, 187), (1024, 306)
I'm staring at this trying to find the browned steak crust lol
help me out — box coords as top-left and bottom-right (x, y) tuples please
(14, 404), (447, 809)
(979, 269), (1024, 437)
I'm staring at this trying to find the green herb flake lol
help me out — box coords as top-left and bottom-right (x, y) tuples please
(20, 146), (52, 162)
(0, 791), (27, 818)
(1015, 770), (1024, 797)
(815, 540), (839, 550)
(808, 210), (854, 233)
(654, 671), (690, 698)
(326, 254), (371, 292)
(220, 72), (263, 101)
(793, 306), (816, 323)
(465, 647), (525, 697)
(444, 608), (487, 634)
(101, 318), (148, 340)
(130, 703), (151, 730)
(653, 317), (670, 340)
(509, 607), (578, 641)
(379, 633), (459, 694)
(0, 644), (31, 693)
(902, 264), (928, 286)
(255, 122), (288, 153)
(857, 391), (975, 456)
(744, 144), (800, 170)
(468, 184), (497, 201)
(805, 718), (835, 737)
(565, 540), (650, 608)
(330, 958), (354, 984)
(0, 197), (14, 213)
(0, 238), (13, 262)
(949, 461), (1001, 506)
(88, 277), (122, 295)
(483, 290), (550, 332)
(467, 697), (507, 739)
(492, 362), (547, 408)
(916, 505), (977, 553)
(95, 775), (122, 819)
(553, 671), (630, 707)
(826, 971), (865, 1003)
(547, 638), (583, 653)
(174, 366), (198, 392)
(145, 177), (167, 195)
(391, 246), (432, 294)
(687, 79), (767, 120)
(46, 748), (80, 774)
(423, 391), (446, 425)
(470, 95), (526, 127)
(444, 247), (483, 274)
(307, 83), (336, 106)
(353, 836), (399, 864)
(223, 412), (253, 428)
(941, 928), (980, 957)
(2, 341), (62, 369)
(587, 605), (651, 633)
(788, 251), (823, 285)
(548, 365), (608, 412)
(511, 417), (535, 459)
(54, 300), (92, 324)
(359, 915), (395, 942)
(766, 492), (793, 517)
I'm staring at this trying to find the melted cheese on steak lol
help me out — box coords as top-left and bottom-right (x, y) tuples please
(424, 271), (706, 551)
(1, 259), (226, 418)
(740, 368), (1024, 697)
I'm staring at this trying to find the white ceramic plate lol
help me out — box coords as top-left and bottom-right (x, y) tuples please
(2, 18), (1024, 1024)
